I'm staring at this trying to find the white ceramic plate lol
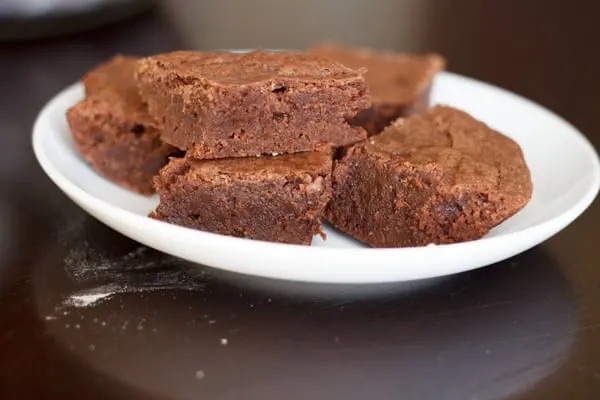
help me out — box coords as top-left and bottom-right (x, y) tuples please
(32, 72), (600, 283)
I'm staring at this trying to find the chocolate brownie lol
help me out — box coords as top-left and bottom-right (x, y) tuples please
(136, 51), (370, 159)
(152, 151), (333, 245)
(309, 43), (445, 136)
(67, 55), (178, 195)
(325, 106), (532, 248)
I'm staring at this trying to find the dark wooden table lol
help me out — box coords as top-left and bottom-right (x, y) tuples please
(1, 1), (599, 399)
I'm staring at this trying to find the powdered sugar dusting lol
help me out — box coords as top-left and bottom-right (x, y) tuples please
(47, 220), (207, 319)
(66, 291), (115, 308)
(62, 242), (205, 293)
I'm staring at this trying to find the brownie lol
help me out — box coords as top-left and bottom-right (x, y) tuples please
(325, 106), (532, 248)
(135, 50), (371, 159)
(152, 151), (333, 245)
(309, 43), (446, 136)
(67, 55), (178, 195)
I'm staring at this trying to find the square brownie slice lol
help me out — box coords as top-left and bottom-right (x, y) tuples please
(66, 55), (178, 195)
(152, 151), (333, 245)
(325, 106), (532, 248)
(136, 51), (370, 159)
(309, 43), (445, 136)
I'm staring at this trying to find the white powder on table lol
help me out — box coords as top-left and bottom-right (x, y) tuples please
(47, 230), (207, 319)
(66, 291), (115, 308)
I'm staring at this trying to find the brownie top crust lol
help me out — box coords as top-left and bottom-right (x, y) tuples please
(79, 54), (159, 132)
(366, 105), (532, 199)
(158, 151), (332, 185)
(136, 50), (366, 86)
(309, 43), (445, 104)
(82, 54), (149, 117)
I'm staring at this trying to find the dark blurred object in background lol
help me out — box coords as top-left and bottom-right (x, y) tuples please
(0, 0), (154, 41)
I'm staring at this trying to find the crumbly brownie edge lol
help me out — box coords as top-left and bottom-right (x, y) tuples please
(325, 144), (430, 247)
(152, 156), (333, 245)
(67, 99), (177, 195)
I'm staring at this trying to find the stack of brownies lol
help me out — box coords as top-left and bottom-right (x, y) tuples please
(135, 50), (372, 245)
(67, 44), (533, 248)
